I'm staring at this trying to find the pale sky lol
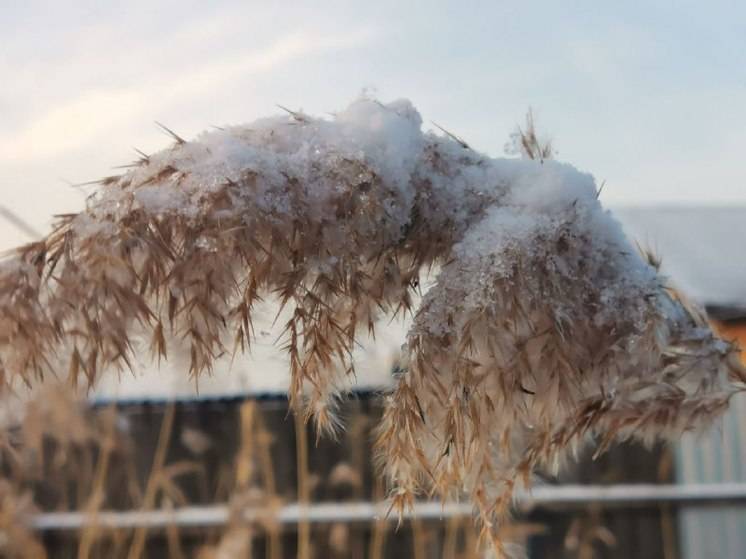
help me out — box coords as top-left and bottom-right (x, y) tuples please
(2, 0), (746, 250)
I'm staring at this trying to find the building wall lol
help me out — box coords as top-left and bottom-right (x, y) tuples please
(676, 320), (746, 559)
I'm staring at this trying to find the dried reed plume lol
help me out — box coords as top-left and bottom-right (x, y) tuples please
(0, 97), (742, 556)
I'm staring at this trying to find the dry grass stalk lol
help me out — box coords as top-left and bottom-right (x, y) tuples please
(0, 97), (742, 556)
(0, 385), (132, 557)
(0, 481), (47, 559)
(443, 515), (460, 559)
(657, 447), (677, 559)
(368, 476), (388, 559)
(411, 515), (429, 559)
(294, 410), (312, 559)
(127, 403), (176, 559)
(77, 406), (117, 559)
(506, 109), (554, 162)
(564, 506), (616, 559)
(197, 524), (255, 559)
(235, 401), (283, 559)
(0, 385), (282, 557)
(164, 499), (187, 559)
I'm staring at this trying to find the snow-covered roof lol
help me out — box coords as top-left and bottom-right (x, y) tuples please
(91, 296), (408, 402)
(614, 206), (746, 309)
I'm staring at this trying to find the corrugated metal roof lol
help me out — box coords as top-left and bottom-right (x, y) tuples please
(617, 207), (746, 559)
(614, 206), (746, 307)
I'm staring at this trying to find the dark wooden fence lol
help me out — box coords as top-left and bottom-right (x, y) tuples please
(28, 393), (673, 558)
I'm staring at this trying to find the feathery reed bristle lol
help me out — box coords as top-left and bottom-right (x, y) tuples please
(0, 97), (741, 555)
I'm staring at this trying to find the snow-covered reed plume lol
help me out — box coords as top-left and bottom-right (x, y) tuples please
(0, 97), (742, 555)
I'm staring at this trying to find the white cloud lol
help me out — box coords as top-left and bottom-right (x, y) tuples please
(1, 89), (143, 160)
(0, 27), (377, 162)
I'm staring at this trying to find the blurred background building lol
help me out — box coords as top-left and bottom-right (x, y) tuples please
(618, 207), (746, 559)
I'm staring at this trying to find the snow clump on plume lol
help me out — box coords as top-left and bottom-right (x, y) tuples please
(0, 96), (742, 556)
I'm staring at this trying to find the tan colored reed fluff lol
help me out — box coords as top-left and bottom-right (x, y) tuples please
(0, 97), (743, 556)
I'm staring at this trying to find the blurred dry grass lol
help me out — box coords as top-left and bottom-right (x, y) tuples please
(0, 385), (502, 558)
(0, 383), (679, 559)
